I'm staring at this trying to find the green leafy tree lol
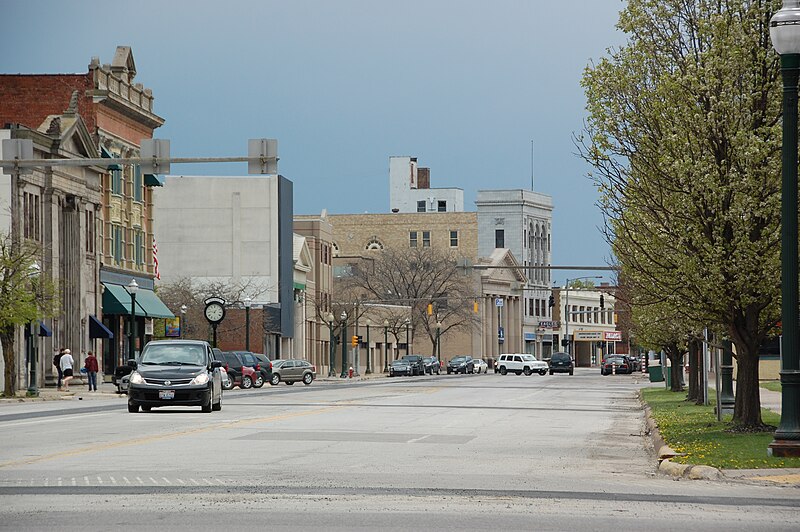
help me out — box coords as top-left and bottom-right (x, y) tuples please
(0, 233), (57, 396)
(579, 0), (782, 429)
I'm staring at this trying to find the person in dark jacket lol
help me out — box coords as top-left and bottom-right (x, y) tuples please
(84, 351), (99, 391)
(53, 348), (64, 390)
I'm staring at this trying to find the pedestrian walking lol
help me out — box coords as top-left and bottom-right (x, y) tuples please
(53, 348), (64, 390)
(60, 349), (75, 392)
(84, 351), (99, 392)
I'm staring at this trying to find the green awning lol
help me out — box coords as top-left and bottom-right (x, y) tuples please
(101, 146), (123, 171)
(144, 174), (164, 187)
(102, 283), (174, 318)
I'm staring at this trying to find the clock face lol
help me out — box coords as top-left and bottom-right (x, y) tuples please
(204, 303), (225, 324)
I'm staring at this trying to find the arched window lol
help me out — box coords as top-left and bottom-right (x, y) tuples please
(365, 237), (384, 251)
(331, 242), (340, 257)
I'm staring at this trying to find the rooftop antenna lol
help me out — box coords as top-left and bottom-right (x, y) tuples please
(530, 139), (535, 191)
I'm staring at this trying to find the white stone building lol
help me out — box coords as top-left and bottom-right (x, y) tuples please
(388, 156), (464, 213)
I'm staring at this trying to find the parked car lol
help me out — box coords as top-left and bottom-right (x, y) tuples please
(601, 355), (631, 375)
(220, 367), (231, 390)
(252, 353), (274, 385)
(112, 365), (133, 394)
(126, 340), (223, 413)
(226, 351), (266, 387)
(548, 352), (574, 375)
(472, 358), (489, 374)
(389, 359), (413, 377)
(401, 355), (425, 376)
(495, 354), (548, 376)
(422, 357), (441, 375)
(211, 349), (258, 389)
(270, 359), (316, 385)
(447, 356), (474, 374)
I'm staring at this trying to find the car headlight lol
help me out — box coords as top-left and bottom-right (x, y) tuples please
(129, 371), (144, 385)
(190, 373), (210, 385)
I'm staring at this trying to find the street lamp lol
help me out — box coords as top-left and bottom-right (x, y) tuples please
(243, 297), (252, 351)
(326, 313), (336, 377)
(126, 279), (139, 361)
(564, 276), (602, 360)
(436, 321), (442, 360)
(26, 261), (40, 397)
(405, 318), (411, 357)
(365, 318), (372, 374)
(340, 311), (348, 378)
(383, 319), (389, 371)
(770, 1), (800, 457)
(180, 304), (187, 339)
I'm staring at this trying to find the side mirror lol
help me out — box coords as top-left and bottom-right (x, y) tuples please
(127, 359), (138, 369)
(211, 360), (222, 369)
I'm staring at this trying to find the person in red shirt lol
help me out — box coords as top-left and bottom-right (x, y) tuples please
(84, 351), (99, 392)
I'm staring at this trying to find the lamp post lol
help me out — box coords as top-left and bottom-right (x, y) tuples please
(327, 313), (336, 377)
(340, 311), (348, 378)
(26, 261), (40, 397)
(180, 304), (187, 339)
(405, 318), (411, 357)
(243, 297), (252, 351)
(365, 319), (372, 374)
(770, 1), (800, 457)
(436, 321), (442, 360)
(563, 275), (602, 360)
(383, 319), (389, 371)
(126, 279), (139, 361)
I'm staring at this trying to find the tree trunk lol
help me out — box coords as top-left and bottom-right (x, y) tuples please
(665, 343), (684, 392)
(1, 329), (16, 397)
(731, 340), (765, 429)
(687, 339), (700, 403)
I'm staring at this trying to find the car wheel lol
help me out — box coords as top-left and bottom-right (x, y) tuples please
(241, 375), (253, 389)
(499, 367), (507, 375)
(202, 393), (213, 413)
(303, 373), (313, 385)
(254, 375), (264, 388)
(549, 370), (554, 375)
(270, 374), (281, 385)
(222, 378), (233, 391)
(447, 369), (451, 374)
(212, 393), (222, 411)
(523, 367), (532, 376)
(286, 381), (294, 385)
(128, 402), (139, 413)
(141, 405), (152, 412)
(569, 370), (574, 376)
(539, 370), (547, 376)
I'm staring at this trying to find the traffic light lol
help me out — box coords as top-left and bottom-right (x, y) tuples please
(351, 335), (359, 347)
(473, 301), (479, 313)
(548, 295), (555, 308)
(427, 303), (433, 315)
(613, 312), (618, 324)
(600, 294), (604, 309)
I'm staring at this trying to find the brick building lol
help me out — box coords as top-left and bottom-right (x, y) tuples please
(0, 46), (172, 384)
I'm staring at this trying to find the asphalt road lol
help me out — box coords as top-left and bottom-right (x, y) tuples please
(0, 369), (798, 531)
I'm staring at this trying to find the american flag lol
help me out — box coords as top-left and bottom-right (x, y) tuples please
(153, 235), (160, 280)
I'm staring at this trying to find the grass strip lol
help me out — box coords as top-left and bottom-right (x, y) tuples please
(642, 388), (800, 469)
(760, 381), (782, 393)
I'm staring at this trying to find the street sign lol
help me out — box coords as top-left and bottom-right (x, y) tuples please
(495, 298), (504, 307)
(604, 331), (622, 341)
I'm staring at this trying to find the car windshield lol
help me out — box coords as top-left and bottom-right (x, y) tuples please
(391, 360), (407, 365)
(272, 360), (286, 368)
(522, 355), (536, 362)
(451, 357), (467, 363)
(140, 344), (206, 366)
(606, 357), (625, 363)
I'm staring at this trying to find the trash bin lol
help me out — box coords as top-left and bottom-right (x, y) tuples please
(648, 365), (664, 382)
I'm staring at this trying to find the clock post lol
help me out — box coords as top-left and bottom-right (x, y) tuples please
(203, 297), (227, 349)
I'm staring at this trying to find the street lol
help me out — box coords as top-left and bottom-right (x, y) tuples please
(0, 369), (798, 531)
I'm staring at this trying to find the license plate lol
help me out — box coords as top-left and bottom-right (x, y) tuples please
(159, 390), (175, 400)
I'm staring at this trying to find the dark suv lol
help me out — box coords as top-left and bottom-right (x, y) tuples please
(548, 352), (574, 375)
(401, 355), (425, 376)
(127, 340), (223, 413)
(228, 351), (267, 388)
(211, 349), (259, 389)
(252, 353), (274, 384)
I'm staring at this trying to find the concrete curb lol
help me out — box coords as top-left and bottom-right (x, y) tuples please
(639, 389), (725, 481)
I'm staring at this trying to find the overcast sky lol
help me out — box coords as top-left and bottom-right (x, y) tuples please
(2, 0), (626, 284)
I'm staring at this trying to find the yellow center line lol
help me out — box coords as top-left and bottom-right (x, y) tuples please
(0, 405), (342, 469)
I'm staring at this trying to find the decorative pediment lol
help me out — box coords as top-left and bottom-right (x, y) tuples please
(479, 248), (527, 284)
(293, 234), (312, 273)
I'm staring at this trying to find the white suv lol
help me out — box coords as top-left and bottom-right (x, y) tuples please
(495, 354), (548, 376)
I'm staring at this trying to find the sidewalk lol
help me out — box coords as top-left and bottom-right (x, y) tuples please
(0, 380), (121, 404)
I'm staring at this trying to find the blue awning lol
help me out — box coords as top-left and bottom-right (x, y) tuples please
(144, 174), (164, 187)
(88, 314), (113, 339)
(101, 146), (122, 171)
(39, 321), (52, 337)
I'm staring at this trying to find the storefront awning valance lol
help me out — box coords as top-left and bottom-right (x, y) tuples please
(101, 146), (123, 171)
(88, 314), (113, 339)
(144, 174), (164, 187)
(38, 322), (52, 337)
(102, 283), (174, 318)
